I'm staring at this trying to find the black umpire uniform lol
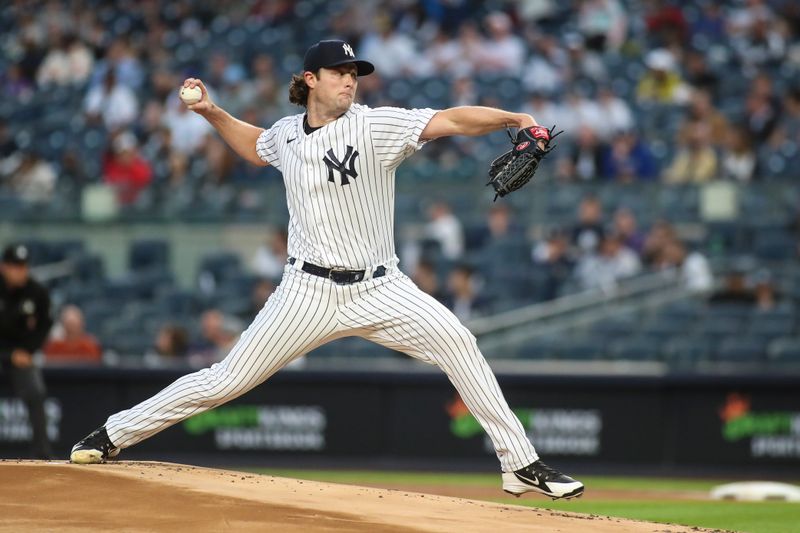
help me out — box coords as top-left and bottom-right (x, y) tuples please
(0, 244), (54, 458)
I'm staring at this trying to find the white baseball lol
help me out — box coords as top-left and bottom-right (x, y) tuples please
(179, 85), (203, 105)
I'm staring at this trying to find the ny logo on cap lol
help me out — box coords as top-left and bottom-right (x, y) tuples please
(342, 43), (355, 58)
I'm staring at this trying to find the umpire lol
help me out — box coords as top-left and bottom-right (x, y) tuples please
(0, 243), (54, 459)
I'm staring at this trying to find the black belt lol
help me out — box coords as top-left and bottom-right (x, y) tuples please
(289, 257), (386, 284)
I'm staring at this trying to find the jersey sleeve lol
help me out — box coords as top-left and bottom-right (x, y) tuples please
(255, 120), (288, 170)
(367, 106), (438, 169)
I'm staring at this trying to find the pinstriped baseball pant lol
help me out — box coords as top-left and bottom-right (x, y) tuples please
(106, 265), (539, 472)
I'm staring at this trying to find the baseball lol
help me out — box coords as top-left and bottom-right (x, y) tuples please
(179, 85), (203, 105)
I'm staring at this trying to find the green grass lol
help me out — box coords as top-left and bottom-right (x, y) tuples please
(512, 499), (798, 533)
(239, 469), (800, 533)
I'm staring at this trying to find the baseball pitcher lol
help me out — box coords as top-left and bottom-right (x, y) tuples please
(71, 40), (582, 500)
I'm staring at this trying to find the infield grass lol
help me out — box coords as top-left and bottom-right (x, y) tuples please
(243, 469), (800, 533)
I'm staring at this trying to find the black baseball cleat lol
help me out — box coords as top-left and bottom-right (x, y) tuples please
(70, 426), (120, 464)
(502, 460), (584, 500)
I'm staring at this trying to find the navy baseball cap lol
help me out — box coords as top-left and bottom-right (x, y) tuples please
(2, 243), (29, 265)
(303, 40), (375, 76)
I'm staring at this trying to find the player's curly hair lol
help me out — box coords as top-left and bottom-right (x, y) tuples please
(289, 71), (319, 107)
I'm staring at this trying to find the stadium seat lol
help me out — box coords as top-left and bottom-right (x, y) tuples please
(555, 338), (608, 361)
(608, 337), (661, 361)
(715, 337), (766, 363)
(767, 337), (800, 364)
(128, 239), (170, 273)
(662, 336), (713, 366)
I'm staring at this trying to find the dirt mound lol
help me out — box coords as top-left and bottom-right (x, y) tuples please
(0, 460), (710, 532)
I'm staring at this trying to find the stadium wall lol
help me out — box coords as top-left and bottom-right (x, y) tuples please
(1, 368), (799, 468)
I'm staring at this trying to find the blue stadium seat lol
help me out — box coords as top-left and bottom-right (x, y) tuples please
(129, 239), (170, 272)
(662, 336), (713, 365)
(715, 337), (766, 363)
(767, 337), (800, 364)
(608, 337), (661, 361)
(555, 337), (608, 361)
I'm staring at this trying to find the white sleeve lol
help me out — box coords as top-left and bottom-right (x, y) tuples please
(255, 120), (287, 170)
(368, 106), (438, 169)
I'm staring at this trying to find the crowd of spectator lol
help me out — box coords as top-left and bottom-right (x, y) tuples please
(2, 1), (800, 365)
(1, 1), (799, 211)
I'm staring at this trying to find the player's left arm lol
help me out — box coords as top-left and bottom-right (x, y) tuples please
(420, 106), (538, 141)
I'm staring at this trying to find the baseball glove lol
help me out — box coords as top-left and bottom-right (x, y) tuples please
(487, 125), (561, 200)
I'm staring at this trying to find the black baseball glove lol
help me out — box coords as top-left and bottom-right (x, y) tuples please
(487, 125), (561, 200)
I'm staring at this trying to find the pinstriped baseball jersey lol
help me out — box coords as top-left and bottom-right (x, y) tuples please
(255, 103), (437, 270)
(98, 103), (541, 474)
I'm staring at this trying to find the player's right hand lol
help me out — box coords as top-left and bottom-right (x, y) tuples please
(181, 78), (214, 114)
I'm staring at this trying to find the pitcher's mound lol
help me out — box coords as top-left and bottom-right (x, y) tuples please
(0, 460), (709, 532)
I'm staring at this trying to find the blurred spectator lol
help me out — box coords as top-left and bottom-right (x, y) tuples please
(451, 22), (487, 77)
(576, 0), (627, 53)
(145, 323), (189, 367)
(444, 264), (491, 321)
(575, 233), (641, 291)
(450, 76), (479, 107)
(424, 200), (464, 260)
(0, 119), (21, 178)
(691, 2), (726, 43)
(636, 49), (690, 105)
(188, 309), (242, 367)
(601, 130), (658, 182)
(360, 14), (420, 78)
(412, 259), (446, 303)
(683, 49), (720, 98)
(744, 74), (781, 142)
(560, 89), (604, 136)
(1, 63), (35, 101)
(678, 89), (729, 148)
(477, 12), (526, 76)
(162, 98), (213, 155)
(720, 128), (756, 182)
(557, 126), (606, 181)
(655, 239), (713, 293)
(520, 91), (561, 135)
(9, 151), (57, 204)
(473, 203), (524, 249)
(532, 229), (575, 300)
(571, 195), (605, 254)
(84, 69), (138, 130)
(642, 219), (677, 266)
(709, 269), (756, 305)
(751, 269), (779, 311)
(43, 305), (102, 363)
(89, 37), (145, 90)
(756, 126), (794, 180)
(522, 34), (566, 94)
(420, 28), (463, 78)
(596, 85), (633, 135)
(644, 0), (688, 48)
(36, 33), (93, 87)
(102, 131), (153, 205)
(251, 228), (288, 279)
(562, 32), (608, 84)
(778, 87), (800, 142)
(612, 207), (645, 254)
(663, 121), (718, 183)
(733, 10), (787, 71)
(245, 278), (277, 321)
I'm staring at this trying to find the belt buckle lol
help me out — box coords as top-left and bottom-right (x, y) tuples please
(329, 268), (363, 284)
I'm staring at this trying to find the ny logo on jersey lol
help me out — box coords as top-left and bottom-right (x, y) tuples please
(342, 43), (355, 57)
(323, 145), (359, 186)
